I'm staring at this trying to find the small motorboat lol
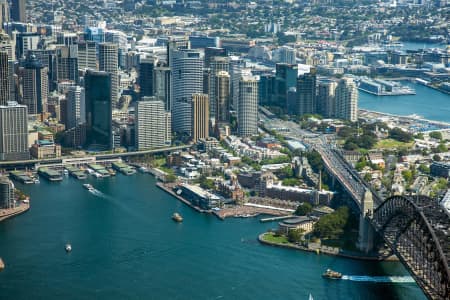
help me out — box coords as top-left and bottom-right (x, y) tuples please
(83, 184), (95, 191)
(322, 269), (342, 279)
(0, 257), (5, 271)
(65, 244), (72, 253)
(172, 213), (183, 222)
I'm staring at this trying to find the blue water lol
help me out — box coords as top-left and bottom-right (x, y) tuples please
(401, 42), (447, 51)
(359, 82), (450, 123)
(0, 174), (425, 299)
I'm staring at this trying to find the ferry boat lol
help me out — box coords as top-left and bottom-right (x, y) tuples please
(172, 213), (183, 222)
(322, 269), (342, 279)
(65, 244), (72, 253)
(83, 183), (95, 192)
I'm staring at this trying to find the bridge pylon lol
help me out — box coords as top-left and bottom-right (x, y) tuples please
(357, 188), (374, 253)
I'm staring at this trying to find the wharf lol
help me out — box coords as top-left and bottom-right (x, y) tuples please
(65, 166), (87, 180)
(9, 171), (35, 184)
(156, 182), (208, 213)
(213, 205), (289, 220)
(0, 202), (30, 222)
(260, 215), (295, 223)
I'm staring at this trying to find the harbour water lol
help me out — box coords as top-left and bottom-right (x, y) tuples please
(0, 174), (425, 299)
(359, 81), (450, 123)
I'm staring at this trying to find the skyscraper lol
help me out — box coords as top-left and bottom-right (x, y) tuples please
(0, 176), (15, 209)
(296, 68), (317, 116)
(21, 55), (48, 115)
(84, 70), (112, 150)
(167, 36), (190, 66)
(0, 101), (29, 161)
(208, 56), (229, 118)
(238, 76), (259, 137)
(77, 41), (97, 70)
(11, 0), (26, 23)
(204, 47), (227, 68)
(335, 77), (358, 122)
(99, 43), (119, 105)
(0, 51), (9, 106)
(191, 94), (209, 142)
(153, 65), (171, 111)
(215, 71), (230, 124)
(0, 0), (9, 29)
(229, 56), (246, 110)
(55, 45), (79, 84)
(317, 79), (337, 118)
(274, 63), (298, 108)
(66, 86), (85, 130)
(139, 58), (156, 98)
(170, 49), (204, 136)
(135, 97), (171, 150)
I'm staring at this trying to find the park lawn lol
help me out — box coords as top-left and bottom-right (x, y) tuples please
(262, 232), (290, 244)
(374, 138), (414, 150)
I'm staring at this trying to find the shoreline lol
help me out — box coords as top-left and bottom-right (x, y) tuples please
(358, 108), (450, 128)
(258, 232), (398, 262)
(0, 203), (30, 222)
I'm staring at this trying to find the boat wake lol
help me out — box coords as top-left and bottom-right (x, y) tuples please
(341, 275), (415, 283)
(89, 189), (112, 200)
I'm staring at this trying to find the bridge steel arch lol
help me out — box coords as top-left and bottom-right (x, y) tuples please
(372, 195), (450, 300)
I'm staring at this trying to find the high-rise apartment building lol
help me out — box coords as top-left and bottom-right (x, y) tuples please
(335, 78), (358, 122)
(0, 101), (29, 161)
(317, 79), (337, 118)
(215, 71), (230, 124)
(84, 70), (112, 150)
(11, 0), (26, 23)
(139, 58), (156, 98)
(238, 76), (259, 137)
(135, 97), (171, 150)
(170, 49), (204, 135)
(22, 55), (48, 115)
(0, 51), (9, 105)
(229, 56), (246, 111)
(66, 86), (85, 130)
(191, 94), (209, 142)
(208, 56), (229, 118)
(296, 68), (317, 116)
(99, 43), (119, 105)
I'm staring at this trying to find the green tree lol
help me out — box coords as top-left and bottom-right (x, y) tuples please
(389, 128), (413, 143)
(294, 202), (313, 216)
(313, 207), (349, 240)
(418, 164), (430, 174)
(287, 228), (304, 243)
(402, 170), (413, 183)
(433, 154), (442, 161)
(429, 131), (443, 140)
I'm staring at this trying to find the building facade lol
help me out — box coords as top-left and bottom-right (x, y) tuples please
(238, 76), (259, 137)
(135, 97), (171, 150)
(335, 77), (358, 122)
(99, 43), (119, 106)
(0, 102), (29, 161)
(191, 93), (209, 142)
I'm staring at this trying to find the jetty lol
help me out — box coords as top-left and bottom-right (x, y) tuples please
(111, 162), (136, 175)
(37, 168), (63, 182)
(87, 164), (110, 177)
(65, 166), (87, 180)
(9, 171), (35, 184)
(260, 215), (295, 223)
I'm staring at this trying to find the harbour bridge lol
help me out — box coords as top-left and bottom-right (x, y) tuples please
(312, 142), (450, 300)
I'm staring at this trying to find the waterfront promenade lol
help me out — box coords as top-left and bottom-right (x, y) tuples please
(0, 203), (30, 222)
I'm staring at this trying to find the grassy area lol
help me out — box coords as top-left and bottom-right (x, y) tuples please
(374, 139), (414, 150)
(261, 232), (290, 244)
(151, 158), (166, 168)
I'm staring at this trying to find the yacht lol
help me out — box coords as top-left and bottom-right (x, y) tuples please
(63, 169), (69, 176)
(172, 213), (183, 222)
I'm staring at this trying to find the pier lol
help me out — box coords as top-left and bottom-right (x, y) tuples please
(260, 215), (295, 223)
